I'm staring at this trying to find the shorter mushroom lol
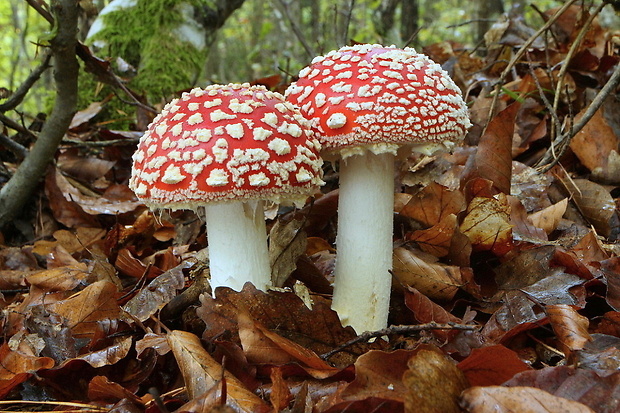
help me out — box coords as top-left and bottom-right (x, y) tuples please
(130, 84), (324, 293)
(286, 44), (471, 333)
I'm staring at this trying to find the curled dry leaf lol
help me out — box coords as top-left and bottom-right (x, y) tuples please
(546, 304), (591, 355)
(122, 261), (189, 322)
(393, 247), (463, 301)
(167, 330), (270, 412)
(460, 194), (513, 255)
(0, 342), (55, 399)
(403, 348), (468, 413)
(460, 386), (595, 413)
(269, 216), (307, 288)
(78, 336), (132, 368)
(528, 198), (568, 234)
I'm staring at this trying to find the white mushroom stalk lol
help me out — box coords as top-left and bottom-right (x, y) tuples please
(204, 200), (270, 291)
(286, 44), (471, 333)
(332, 152), (395, 331)
(129, 84), (324, 295)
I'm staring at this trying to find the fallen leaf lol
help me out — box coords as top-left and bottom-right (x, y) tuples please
(407, 214), (458, 257)
(528, 198), (568, 234)
(460, 194), (513, 255)
(404, 348), (468, 413)
(460, 386), (594, 413)
(269, 216), (307, 287)
(122, 260), (189, 322)
(167, 330), (270, 411)
(546, 304), (591, 355)
(399, 182), (465, 227)
(457, 345), (531, 387)
(505, 366), (620, 413)
(0, 342), (54, 399)
(393, 247), (463, 301)
(404, 286), (463, 342)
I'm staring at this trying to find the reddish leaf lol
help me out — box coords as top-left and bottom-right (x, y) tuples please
(457, 345), (531, 386)
(467, 102), (520, 194)
(407, 214), (458, 257)
(404, 287), (463, 342)
(0, 343), (54, 398)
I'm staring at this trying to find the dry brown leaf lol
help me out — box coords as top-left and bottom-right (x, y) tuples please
(407, 214), (457, 257)
(393, 247), (462, 301)
(78, 336), (132, 368)
(135, 332), (170, 357)
(167, 330), (270, 411)
(404, 349), (468, 413)
(0, 342), (55, 399)
(460, 194), (513, 254)
(570, 107), (617, 175)
(122, 261), (188, 322)
(404, 287), (463, 342)
(460, 386), (595, 413)
(528, 198), (568, 234)
(26, 265), (89, 292)
(546, 304), (591, 355)
(52, 280), (121, 342)
(399, 182), (466, 227)
(88, 375), (143, 404)
(269, 217), (307, 287)
(560, 178), (618, 238)
(238, 312), (339, 378)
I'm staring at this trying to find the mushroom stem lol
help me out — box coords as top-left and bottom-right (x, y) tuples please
(204, 200), (271, 294)
(332, 151), (394, 333)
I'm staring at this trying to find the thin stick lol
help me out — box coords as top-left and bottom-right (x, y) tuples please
(485, 0), (578, 127)
(321, 322), (479, 360)
(536, 61), (620, 172)
(276, 0), (316, 58)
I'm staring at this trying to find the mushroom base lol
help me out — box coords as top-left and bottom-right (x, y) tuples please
(204, 200), (271, 294)
(331, 152), (394, 333)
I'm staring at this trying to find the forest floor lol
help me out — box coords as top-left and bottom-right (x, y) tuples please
(1, 3), (620, 413)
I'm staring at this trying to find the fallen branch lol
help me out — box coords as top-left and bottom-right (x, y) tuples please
(321, 322), (480, 360)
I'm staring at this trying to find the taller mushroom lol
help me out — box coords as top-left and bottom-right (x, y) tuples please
(130, 84), (323, 293)
(286, 44), (471, 333)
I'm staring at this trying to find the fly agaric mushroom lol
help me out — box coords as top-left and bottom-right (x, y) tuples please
(130, 84), (324, 293)
(285, 44), (471, 333)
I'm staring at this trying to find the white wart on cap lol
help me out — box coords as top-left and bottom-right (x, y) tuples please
(130, 84), (324, 209)
(285, 43), (472, 158)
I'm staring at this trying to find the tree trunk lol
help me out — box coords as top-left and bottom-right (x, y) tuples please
(476, 0), (504, 45)
(0, 0), (79, 230)
(400, 0), (419, 44)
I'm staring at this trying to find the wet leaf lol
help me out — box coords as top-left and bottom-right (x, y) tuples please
(460, 386), (594, 413)
(0, 342), (54, 398)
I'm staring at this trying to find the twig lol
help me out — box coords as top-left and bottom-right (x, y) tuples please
(24, 0), (54, 25)
(61, 137), (140, 147)
(276, 0), (316, 58)
(549, 1), (606, 140)
(0, 52), (51, 112)
(485, 0), (578, 126)
(0, 130), (28, 160)
(320, 322), (479, 360)
(535, 61), (620, 172)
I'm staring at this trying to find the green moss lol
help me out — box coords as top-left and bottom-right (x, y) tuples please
(87, 0), (206, 103)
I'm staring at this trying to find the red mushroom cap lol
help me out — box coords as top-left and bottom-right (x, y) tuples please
(129, 84), (324, 210)
(285, 44), (471, 158)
